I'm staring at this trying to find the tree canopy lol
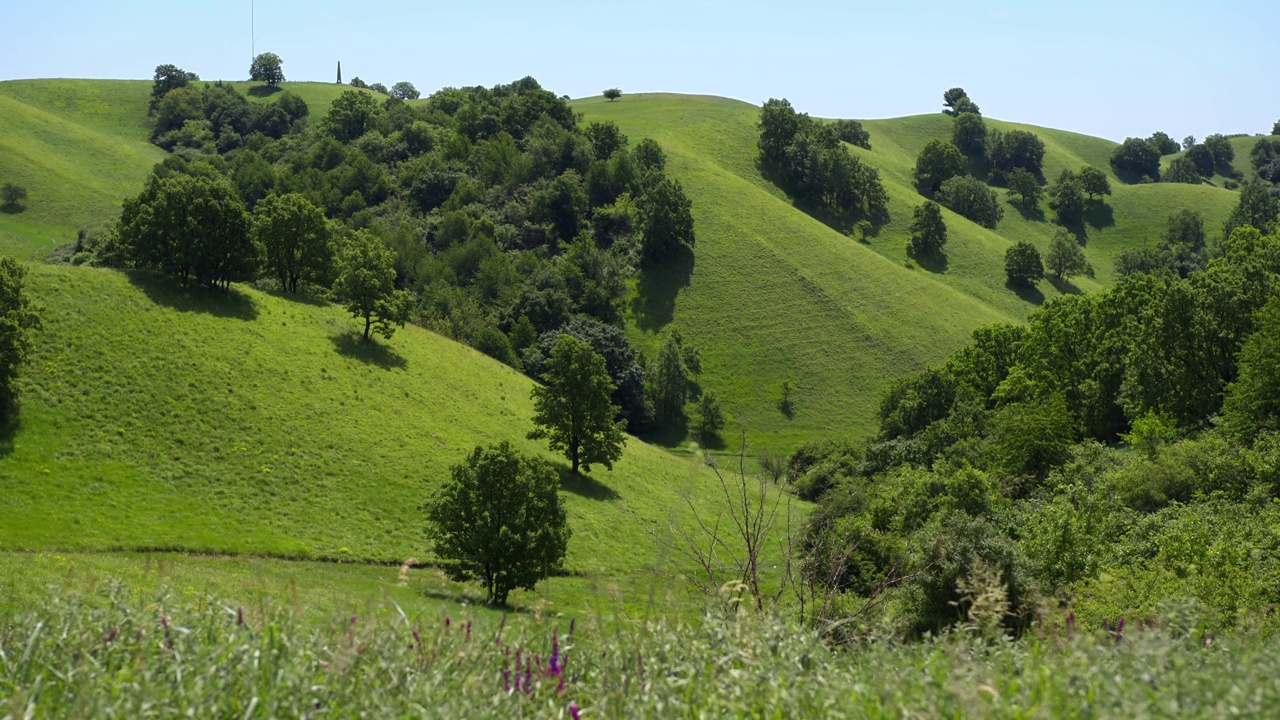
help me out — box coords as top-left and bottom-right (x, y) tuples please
(422, 442), (569, 606)
(391, 81), (420, 100)
(529, 334), (626, 473)
(1005, 241), (1044, 286)
(1005, 168), (1041, 210)
(252, 193), (331, 293)
(987, 129), (1045, 181)
(913, 140), (967, 195)
(603, 88), (622, 102)
(1045, 228), (1088, 279)
(936, 175), (1003, 229)
(1110, 138), (1161, 182)
(249, 53), (285, 86)
(332, 231), (412, 341)
(909, 201), (947, 256)
(0, 257), (42, 419)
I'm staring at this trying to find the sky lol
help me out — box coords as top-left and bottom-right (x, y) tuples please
(2, 0), (1276, 141)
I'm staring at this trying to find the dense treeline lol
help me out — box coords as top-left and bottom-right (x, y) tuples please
(66, 67), (706, 435)
(792, 216), (1280, 638)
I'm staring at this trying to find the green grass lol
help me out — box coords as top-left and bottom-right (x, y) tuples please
(0, 264), (791, 613)
(576, 96), (1239, 452)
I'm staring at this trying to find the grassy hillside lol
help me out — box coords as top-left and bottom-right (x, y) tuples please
(576, 95), (1239, 450)
(0, 265), (764, 610)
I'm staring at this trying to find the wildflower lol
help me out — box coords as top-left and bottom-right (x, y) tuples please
(321, 661), (330, 669)
(550, 631), (561, 676)
(569, 700), (581, 720)
(445, 616), (451, 629)
(237, 607), (245, 627)
(503, 667), (511, 693)
(412, 629), (422, 649)
(556, 677), (565, 694)
(103, 628), (118, 644)
(524, 659), (533, 694)
(466, 621), (472, 640)
(1065, 611), (1074, 633)
(1114, 617), (1125, 644)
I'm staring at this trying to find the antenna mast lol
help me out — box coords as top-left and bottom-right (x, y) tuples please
(251, 0), (256, 62)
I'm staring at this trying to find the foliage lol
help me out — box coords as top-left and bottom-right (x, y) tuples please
(422, 441), (569, 605)
(1048, 170), (1085, 226)
(326, 90), (383, 143)
(332, 230), (413, 341)
(1185, 144), (1215, 178)
(1078, 165), (1111, 200)
(251, 192), (331, 293)
(0, 183), (28, 209)
(1044, 227), (1088, 279)
(1004, 168), (1041, 210)
(831, 119), (871, 149)
(1222, 181), (1279, 239)
(1163, 156), (1203, 184)
(1110, 138), (1161, 182)
(986, 129), (1045, 181)
(913, 140), (967, 195)
(248, 52), (285, 87)
(951, 112), (987, 157)
(1147, 131), (1180, 156)
(1222, 296), (1280, 442)
(695, 389), (725, 436)
(0, 256), (41, 416)
(908, 201), (947, 256)
(637, 175), (695, 263)
(114, 173), (255, 290)
(526, 317), (647, 431)
(1202, 133), (1235, 171)
(936, 175), (1003, 228)
(529, 335), (625, 473)
(647, 331), (693, 424)
(603, 88), (622, 102)
(942, 88), (979, 117)
(1005, 241), (1044, 286)
(391, 81), (420, 100)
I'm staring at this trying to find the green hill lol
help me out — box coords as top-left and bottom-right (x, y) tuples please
(576, 95), (1240, 448)
(1, 264), (746, 599)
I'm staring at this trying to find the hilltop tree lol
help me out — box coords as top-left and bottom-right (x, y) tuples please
(422, 442), (570, 606)
(369, 83), (389, 95)
(150, 64), (199, 107)
(1164, 156), (1203, 184)
(936, 175), (1003, 228)
(1048, 170), (1085, 225)
(637, 175), (695, 263)
(1045, 228), (1088, 280)
(332, 231), (413, 342)
(0, 256), (42, 419)
(349, 77), (368, 89)
(943, 88), (979, 116)
(249, 52), (285, 87)
(909, 201), (947, 256)
(1148, 131), (1180, 156)
(115, 174), (255, 290)
(1182, 135), (1196, 151)
(252, 193), (331, 293)
(1005, 168), (1041, 210)
(913, 140), (967, 195)
(1078, 166), (1111, 200)
(327, 90), (383, 143)
(759, 98), (801, 162)
(1110, 138), (1161, 181)
(529, 334), (626, 473)
(391, 81), (420, 100)
(0, 184), (28, 210)
(1185, 144), (1215, 177)
(987, 129), (1045, 180)
(603, 88), (622, 102)
(1202, 134), (1235, 170)
(832, 119), (871, 149)
(1005, 241), (1044, 286)
(952, 112), (987, 157)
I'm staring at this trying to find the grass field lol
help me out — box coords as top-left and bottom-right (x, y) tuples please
(575, 95), (1240, 451)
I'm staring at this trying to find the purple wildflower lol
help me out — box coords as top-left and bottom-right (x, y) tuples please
(524, 659), (533, 694)
(445, 616), (451, 629)
(466, 621), (472, 640)
(1114, 617), (1125, 644)
(503, 667), (511, 693)
(550, 631), (561, 676)
(556, 677), (565, 694)
(569, 701), (581, 720)
(412, 629), (422, 649)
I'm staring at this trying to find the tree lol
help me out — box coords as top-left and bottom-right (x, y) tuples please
(936, 175), (1003, 228)
(349, 77), (368, 89)
(603, 88), (622, 102)
(529, 335), (626, 473)
(0, 256), (41, 418)
(987, 129), (1045, 179)
(326, 90), (382, 143)
(1185, 144), (1216, 177)
(1159, 209), (1206, 277)
(637, 175), (695, 263)
(908, 201), (947, 256)
(422, 442), (569, 606)
(150, 64), (199, 106)
(1182, 135), (1196, 151)
(0, 184), (28, 209)
(648, 332), (692, 423)
(529, 317), (647, 430)
(332, 231), (413, 342)
(1222, 181), (1279, 239)
(1202, 133), (1235, 170)
(1147, 131), (1180, 156)
(913, 140), (967, 194)
(633, 138), (666, 172)
(951, 97), (981, 116)
(952, 112), (987, 157)
(252, 193), (331, 293)
(1005, 241), (1044, 286)
(1045, 228), (1088, 279)
(696, 390), (726, 437)
(1222, 296), (1280, 441)
(759, 98), (801, 162)
(1110, 138), (1161, 181)
(1078, 166), (1111, 200)
(115, 174), (255, 290)
(1274, 120), (1280, 136)
(1005, 168), (1041, 210)
(1163, 156), (1203, 184)
(832, 119), (871, 149)
(369, 83), (389, 95)
(390, 81), (420, 100)
(942, 88), (968, 115)
(1048, 170), (1085, 225)
(249, 52), (285, 87)
(584, 121), (628, 160)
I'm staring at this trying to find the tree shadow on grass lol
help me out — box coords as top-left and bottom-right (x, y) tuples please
(631, 245), (694, 333)
(331, 332), (408, 370)
(0, 204), (26, 215)
(1048, 276), (1083, 295)
(1006, 278), (1045, 306)
(126, 271), (259, 320)
(0, 414), (18, 460)
(1010, 200), (1046, 222)
(636, 414), (690, 450)
(556, 466), (621, 501)
(247, 85), (282, 98)
(1084, 200), (1115, 230)
(754, 157), (890, 236)
(909, 247), (949, 274)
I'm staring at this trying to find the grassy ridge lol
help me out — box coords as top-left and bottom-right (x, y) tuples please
(1, 265), (762, 597)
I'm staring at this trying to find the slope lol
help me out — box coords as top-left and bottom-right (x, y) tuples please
(577, 95), (1240, 451)
(0, 264), (739, 587)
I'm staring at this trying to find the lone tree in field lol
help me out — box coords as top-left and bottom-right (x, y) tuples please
(529, 335), (626, 473)
(249, 52), (285, 87)
(1078, 165), (1111, 201)
(603, 88), (622, 102)
(1045, 228), (1088, 280)
(422, 442), (570, 606)
(332, 231), (412, 342)
(1005, 168), (1042, 210)
(252, 193), (331, 293)
(0, 184), (28, 210)
(1005, 241), (1044, 287)
(391, 81), (420, 100)
(908, 201), (947, 256)
(0, 256), (41, 419)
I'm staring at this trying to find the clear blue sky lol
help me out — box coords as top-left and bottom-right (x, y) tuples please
(3, 0), (1276, 141)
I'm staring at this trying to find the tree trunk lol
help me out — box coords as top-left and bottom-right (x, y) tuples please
(364, 314), (372, 342)
(571, 442), (579, 474)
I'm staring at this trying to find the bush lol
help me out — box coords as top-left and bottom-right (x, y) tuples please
(936, 176), (1003, 228)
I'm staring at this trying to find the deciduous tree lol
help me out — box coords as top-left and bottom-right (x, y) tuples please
(637, 175), (695, 263)
(390, 81), (420, 100)
(1048, 170), (1085, 225)
(252, 193), (331, 293)
(913, 140), (967, 195)
(936, 175), (1003, 228)
(909, 201), (947, 256)
(249, 52), (285, 87)
(603, 88), (622, 102)
(0, 184), (28, 209)
(0, 256), (41, 418)
(1110, 138), (1161, 181)
(952, 112), (987, 157)
(1045, 227), (1088, 279)
(1005, 241), (1044, 286)
(529, 334), (626, 473)
(332, 231), (413, 341)
(1078, 166), (1111, 200)
(1005, 168), (1041, 210)
(422, 442), (570, 606)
